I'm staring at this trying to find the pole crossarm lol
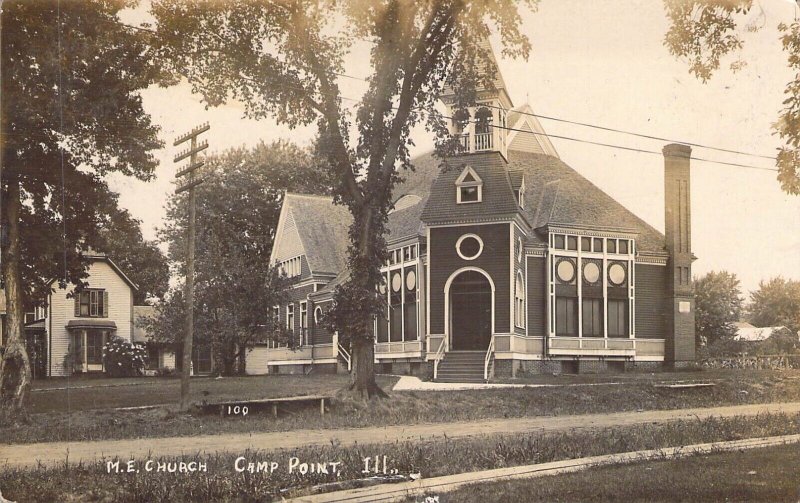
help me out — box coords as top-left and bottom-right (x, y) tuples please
(176, 160), (205, 178)
(176, 177), (205, 194)
(174, 140), (209, 163)
(173, 122), (210, 146)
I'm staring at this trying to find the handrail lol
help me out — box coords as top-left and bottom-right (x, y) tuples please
(432, 337), (447, 380)
(337, 343), (352, 371)
(484, 334), (496, 382)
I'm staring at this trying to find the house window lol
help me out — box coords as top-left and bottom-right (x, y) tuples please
(86, 330), (105, 365)
(456, 234), (483, 261)
(299, 301), (308, 346)
(76, 289), (106, 318)
(314, 306), (323, 325)
(286, 304), (294, 332)
(608, 299), (628, 338)
(279, 256), (303, 278)
(582, 298), (603, 337)
(555, 297), (577, 336)
(455, 166), (483, 204)
(515, 273), (525, 328)
(375, 246), (420, 344)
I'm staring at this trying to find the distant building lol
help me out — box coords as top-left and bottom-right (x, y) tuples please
(734, 322), (795, 343)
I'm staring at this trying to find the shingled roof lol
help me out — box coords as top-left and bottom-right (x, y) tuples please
(277, 144), (667, 281)
(282, 193), (351, 275)
(420, 151), (520, 224)
(505, 151), (666, 253)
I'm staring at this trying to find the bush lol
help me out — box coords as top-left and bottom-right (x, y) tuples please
(155, 366), (177, 377)
(102, 337), (146, 377)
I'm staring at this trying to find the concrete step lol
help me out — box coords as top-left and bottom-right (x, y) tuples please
(436, 372), (486, 379)
(435, 377), (486, 383)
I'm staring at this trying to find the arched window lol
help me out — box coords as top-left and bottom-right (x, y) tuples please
(515, 272), (525, 328)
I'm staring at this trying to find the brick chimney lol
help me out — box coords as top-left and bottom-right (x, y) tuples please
(663, 143), (695, 366)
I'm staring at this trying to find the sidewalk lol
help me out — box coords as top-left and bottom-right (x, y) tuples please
(3, 401), (800, 469)
(391, 375), (628, 391)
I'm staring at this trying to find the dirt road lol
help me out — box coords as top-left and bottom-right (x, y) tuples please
(3, 401), (800, 469)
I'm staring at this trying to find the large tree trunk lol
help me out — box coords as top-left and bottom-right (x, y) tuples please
(0, 180), (32, 415)
(347, 207), (388, 399)
(350, 334), (386, 399)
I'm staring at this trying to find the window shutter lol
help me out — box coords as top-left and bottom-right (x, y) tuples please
(74, 295), (80, 317)
(103, 291), (109, 318)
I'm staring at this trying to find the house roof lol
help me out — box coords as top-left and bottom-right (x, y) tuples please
(734, 325), (793, 342)
(420, 151), (520, 224)
(282, 193), (352, 275)
(46, 254), (139, 292)
(506, 151), (666, 253)
(276, 143), (669, 286)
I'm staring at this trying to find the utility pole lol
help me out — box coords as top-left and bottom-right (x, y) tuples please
(173, 122), (210, 412)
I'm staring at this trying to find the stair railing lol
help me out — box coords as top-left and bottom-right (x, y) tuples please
(432, 337), (448, 380)
(484, 334), (496, 382)
(337, 342), (352, 372)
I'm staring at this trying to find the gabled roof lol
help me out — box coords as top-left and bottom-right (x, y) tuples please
(505, 151), (666, 252)
(420, 151), (520, 224)
(276, 193), (352, 276)
(506, 103), (560, 158)
(84, 254), (139, 291)
(46, 254), (138, 292)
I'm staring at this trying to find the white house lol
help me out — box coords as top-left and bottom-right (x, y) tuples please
(44, 254), (138, 376)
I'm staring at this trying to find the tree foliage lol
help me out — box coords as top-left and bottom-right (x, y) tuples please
(748, 277), (800, 334)
(694, 270), (743, 347)
(1, 0), (166, 411)
(150, 141), (331, 375)
(663, 0), (800, 194)
(97, 208), (169, 305)
(151, 0), (536, 397)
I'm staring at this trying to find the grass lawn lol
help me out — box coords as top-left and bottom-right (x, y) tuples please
(5, 368), (800, 444)
(27, 374), (379, 414)
(2, 413), (799, 502)
(430, 441), (800, 502)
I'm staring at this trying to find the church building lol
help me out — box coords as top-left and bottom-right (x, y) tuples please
(264, 45), (696, 380)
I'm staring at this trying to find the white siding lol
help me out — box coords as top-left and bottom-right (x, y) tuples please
(46, 260), (134, 377)
(245, 347), (270, 375)
(272, 209), (305, 263)
(161, 350), (176, 369)
(509, 122), (546, 154)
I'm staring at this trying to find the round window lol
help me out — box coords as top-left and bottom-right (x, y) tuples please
(406, 269), (417, 291)
(608, 263), (627, 286)
(583, 262), (600, 284)
(314, 307), (323, 324)
(391, 271), (403, 292)
(378, 281), (387, 294)
(456, 234), (483, 260)
(556, 258), (576, 283)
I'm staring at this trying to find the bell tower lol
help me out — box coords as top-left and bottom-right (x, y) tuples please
(440, 38), (513, 160)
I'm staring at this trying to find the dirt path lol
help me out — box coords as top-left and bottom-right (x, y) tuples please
(3, 401), (800, 469)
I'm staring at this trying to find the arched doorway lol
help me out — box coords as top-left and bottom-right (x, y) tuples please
(448, 269), (493, 351)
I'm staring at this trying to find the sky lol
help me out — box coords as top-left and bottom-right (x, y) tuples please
(111, 0), (800, 295)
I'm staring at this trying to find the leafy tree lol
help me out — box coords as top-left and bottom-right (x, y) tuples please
(748, 277), (800, 334)
(154, 141), (330, 375)
(694, 270), (743, 347)
(1, 0), (165, 412)
(151, 0), (535, 397)
(97, 208), (170, 305)
(663, 0), (800, 194)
